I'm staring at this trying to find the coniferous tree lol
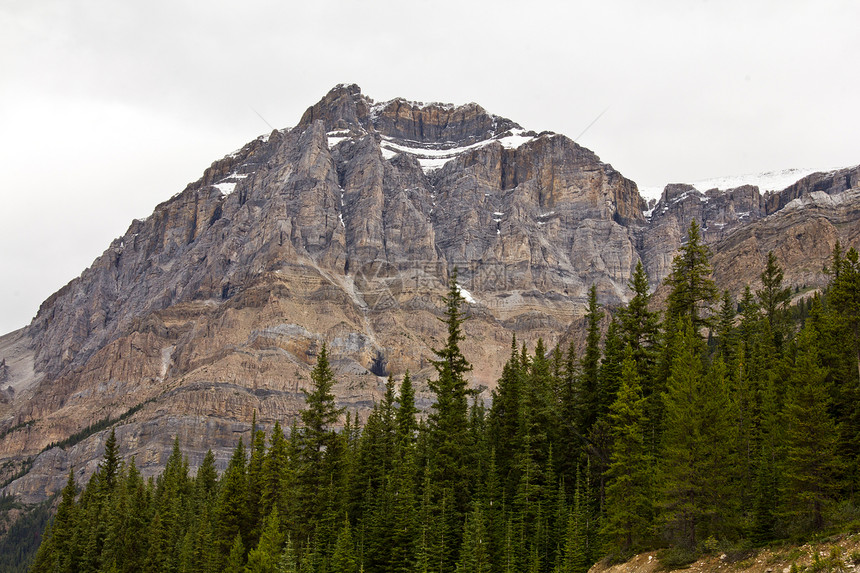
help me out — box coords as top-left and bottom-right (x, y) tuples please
(659, 319), (735, 549)
(224, 534), (246, 573)
(330, 519), (358, 573)
(780, 324), (842, 532)
(31, 470), (79, 573)
(425, 268), (474, 570)
(601, 347), (652, 554)
(579, 285), (602, 435)
(617, 261), (661, 376)
(597, 321), (624, 418)
(214, 439), (249, 567)
(715, 290), (736, 364)
(665, 220), (719, 333)
(246, 509), (285, 573)
(489, 337), (523, 496)
(276, 535), (299, 573)
(458, 504), (491, 573)
(295, 343), (343, 542)
(757, 251), (792, 349)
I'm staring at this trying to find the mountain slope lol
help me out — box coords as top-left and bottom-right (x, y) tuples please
(0, 84), (857, 502)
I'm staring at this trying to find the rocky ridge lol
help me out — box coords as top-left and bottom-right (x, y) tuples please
(0, 84), (857, 502)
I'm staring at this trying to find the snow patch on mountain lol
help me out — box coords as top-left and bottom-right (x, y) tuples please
(640, 167), (845, 211)
(378, 129), (536, 173)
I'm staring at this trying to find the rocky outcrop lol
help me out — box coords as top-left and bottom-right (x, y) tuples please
(0, 84), (857, 503)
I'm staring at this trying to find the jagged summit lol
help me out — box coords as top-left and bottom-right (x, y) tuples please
(298, 83), (523, 145)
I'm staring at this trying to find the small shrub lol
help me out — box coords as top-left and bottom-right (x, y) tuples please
(657, 546), (697, 570)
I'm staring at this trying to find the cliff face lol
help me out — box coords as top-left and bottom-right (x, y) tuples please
(0, 84), (857, 502)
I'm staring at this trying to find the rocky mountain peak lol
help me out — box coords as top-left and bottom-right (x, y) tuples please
(298, 83), (521, 147)
(0, 85), (856, 505)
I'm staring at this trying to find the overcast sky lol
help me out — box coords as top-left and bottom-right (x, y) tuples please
(1, 0), (857, 334)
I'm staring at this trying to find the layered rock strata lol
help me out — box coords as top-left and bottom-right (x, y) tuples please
(0, 84), (857, 502)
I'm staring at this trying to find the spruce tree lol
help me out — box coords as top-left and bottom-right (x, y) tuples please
(756, 251), (792, 349)
(214, 439), (249, 567)
(224, 534), (246, 573)
(780, 324), (841, 532)
(425, 268), (474, 570)
(617, 260), (660, 375)
(458, 505), (491, 573)
(295, 343), (343, 541)
(601, 347), (652, 554)
(31, 470), (79, 573)
(659, 319), (735, 549)
(488, 337), (523, 497)
(330, 519), (358, 573)
(245, 509), (285, 573)
(579, 285), (602, 434)
(665, 219), (718, 333)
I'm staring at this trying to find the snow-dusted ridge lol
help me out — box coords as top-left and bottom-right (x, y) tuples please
(640, 166), (850, 216)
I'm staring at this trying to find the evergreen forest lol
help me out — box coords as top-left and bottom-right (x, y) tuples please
(27, 221), (860, 573)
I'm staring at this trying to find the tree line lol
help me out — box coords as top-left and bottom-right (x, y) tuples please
(28, 220), (860, 573)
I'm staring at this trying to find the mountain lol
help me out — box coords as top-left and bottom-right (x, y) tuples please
(0, 83), (857, 502)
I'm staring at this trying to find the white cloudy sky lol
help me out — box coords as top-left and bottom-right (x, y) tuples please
(1, 0), (858, 334)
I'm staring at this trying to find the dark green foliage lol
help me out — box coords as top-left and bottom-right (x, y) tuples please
(23, 242), (860, 573)
(780, 324), (842, 532)
(665, 219), (719, 332)
(0, 497), (51, 573)
(601, 348), (652, 554)
(617, 260), (661, 376)
(580, 285), (603, 434)
(757, 251), (792, 348)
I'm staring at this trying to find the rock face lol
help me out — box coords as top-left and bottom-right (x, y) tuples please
(0, 84), (857, 502)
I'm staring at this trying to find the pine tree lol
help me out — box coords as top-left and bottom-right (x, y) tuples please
(601, 347), (652, 554)
(780, 324), (842, 532)
(617, 260), (660, 375)
(659, 319), (736, 549)
(425, 268), (474, 570)
(295, 343), (343, 541)
(458, 504), (490, 573)
(756, 251), (792, 349)
(331, 518), (358, 573)
(579, 285), (602, 434)
(245, 509), (285, 573)
(665, 219), (719, 333)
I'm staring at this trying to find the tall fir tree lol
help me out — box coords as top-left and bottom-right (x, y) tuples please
(665, 219), (719, 333)
(295, 343), (344, 542)
(425, 268), (475, 570)
(756, 251), (792, 349)
(780, 324), (842, 532)
(617, 260), (661, 377)
(659, 319), (736, 549)
(601, 347), (652, 554)
(579, 285), (602, 435)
